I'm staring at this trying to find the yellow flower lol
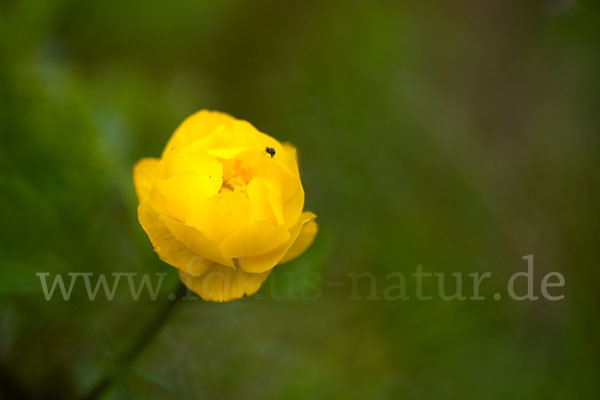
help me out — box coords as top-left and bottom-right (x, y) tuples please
(133, 110), (318, 302)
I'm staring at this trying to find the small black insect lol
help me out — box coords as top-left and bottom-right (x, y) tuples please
(266, 147), (276, 158)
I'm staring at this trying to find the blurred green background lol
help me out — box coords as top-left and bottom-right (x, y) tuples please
(1, 0), (599, 398)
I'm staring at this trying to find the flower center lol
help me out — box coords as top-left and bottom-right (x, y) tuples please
(220, 159), (253, 195)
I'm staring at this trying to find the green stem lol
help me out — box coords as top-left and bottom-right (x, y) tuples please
(82, 281), (188, 400)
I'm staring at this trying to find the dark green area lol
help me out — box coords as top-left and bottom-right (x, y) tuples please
(1, 0), (599, 398)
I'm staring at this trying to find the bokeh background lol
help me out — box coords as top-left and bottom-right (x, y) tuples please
(1, 0), (599, 398)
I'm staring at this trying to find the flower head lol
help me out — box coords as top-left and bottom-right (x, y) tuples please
(133, 110), (318, 302)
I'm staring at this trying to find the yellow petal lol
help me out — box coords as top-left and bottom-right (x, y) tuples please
(162, 110), (235, 158)
(279, 218), (318, 264)
(279, 142), (301, 178)
(182, 256), (214, 276)
(281, 180), (304, 229)
(161, 216), (234, 267)
(179, 264), (270, 302)
(247, 177), (282, 225)
(237, 212), (317, 273)
(237, 149), (304, 228)
(161, 143), (223, 180)
(151, 171), (222, 222)
(198, 121), (263, 159)
(219, 221), (290, 259)
(261, 177), (304, 229)
(189, 190), (249, 244)
(133, 158), (159, 202)
(137, 202), (211, 275)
